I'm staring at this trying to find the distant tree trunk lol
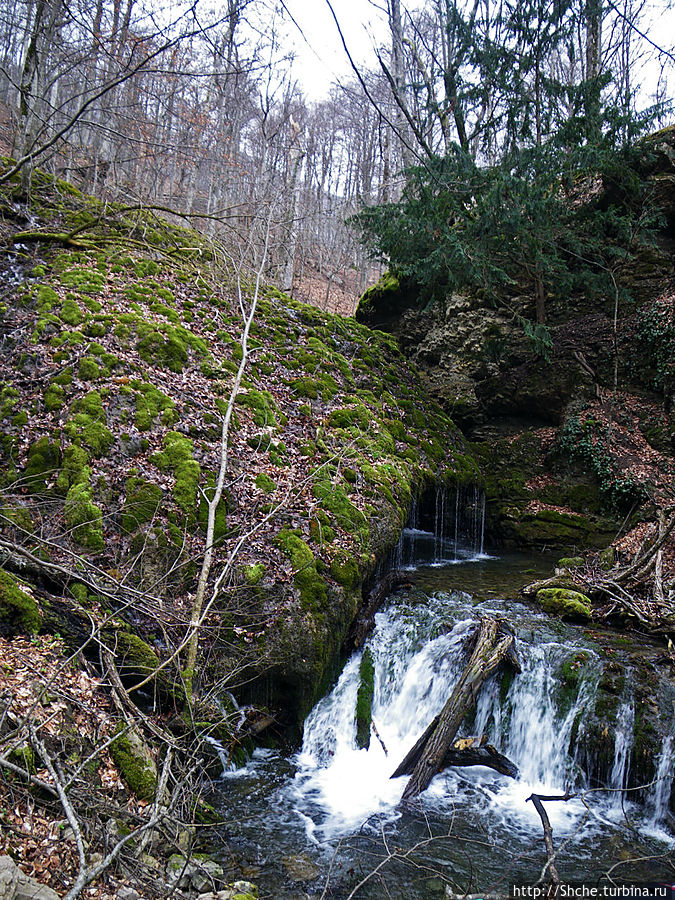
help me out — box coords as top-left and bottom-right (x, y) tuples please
(13, 0), (62, 193)
(281, 116), (305, 293)
(389, 0), (412, 168)
(585, 0), (602, 141)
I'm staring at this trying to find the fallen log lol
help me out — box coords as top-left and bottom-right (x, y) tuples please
(397, 616), (520, 800)
(393, 734), (518, 779)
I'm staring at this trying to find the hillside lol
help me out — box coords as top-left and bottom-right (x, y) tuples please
(0, 167), (484, 897)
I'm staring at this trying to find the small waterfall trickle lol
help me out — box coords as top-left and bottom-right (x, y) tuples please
(392, 482), (488, 570)
(646, 735), (674, 829)
(434, 488), (446, 563)
(609, 698), (635, 805)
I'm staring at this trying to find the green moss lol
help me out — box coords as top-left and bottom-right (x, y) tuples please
(112, 630), (161, 685)
(24, 438), (59, 492)
(36, 284), (58, 308)
(132, 382), (176, 430)
(52, 367), (73, 386)
(255, 472), (276, 493)
(110, 723), (157, 800)
(64, 482), (104, 551)
(60, 267), (105, 294)
(153, 432), (200, 523)
(196, 477), (228, 540)
(312, 477), (368, 548)
(328, 404), (371, 431)
(135, 321), (208, 373)
(309, 511), (335, 545)
(78, 356), (100, 381)
(0, 384), (20, 420)
(44, 383), (65, 411)
(0, 569), (41, 634)
(330, 550), (360, 590)
(121, 478), (163, 533)
(274, 529), (328, 612)
(355, 647), (375, 749)
(536, 588), (592, 621)
(69, 582), (89, 605)
(64, 391), (113, 456)
(8, 745), (36, 774)
(65, 415), (113, 457)
(56, 445), (91, 494)
(236, 389), (283, 427)
(59, 297), (83, 326)
(243, 563), (266, 586)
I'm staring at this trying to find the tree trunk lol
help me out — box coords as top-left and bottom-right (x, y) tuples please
(398, 617), (519, 800)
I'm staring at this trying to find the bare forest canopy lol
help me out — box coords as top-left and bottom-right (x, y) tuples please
(0, 0), (673, 312)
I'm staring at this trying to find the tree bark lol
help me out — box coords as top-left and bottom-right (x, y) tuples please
(398, 617), (518, 800)
(346, 570), (412, 650)
(393, 730), (518, 779)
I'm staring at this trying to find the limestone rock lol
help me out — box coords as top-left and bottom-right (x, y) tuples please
(0, 857), (19, 900)
(117, 889), (140, 900)
(166, 854), (225, 892)
(282, 853), (320, 881)
(0, 856), (60, 900)
(536, 587), (592, 620)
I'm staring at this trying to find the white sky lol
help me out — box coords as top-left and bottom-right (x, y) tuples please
(280, 0), (390, 101)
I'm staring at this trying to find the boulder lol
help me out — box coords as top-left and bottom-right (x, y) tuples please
(0, 857), (60, 900)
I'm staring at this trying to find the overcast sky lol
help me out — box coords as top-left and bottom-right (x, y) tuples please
(280, 0), (389, 101)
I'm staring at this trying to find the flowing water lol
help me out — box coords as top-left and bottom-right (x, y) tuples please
(212, 495), (674, 898)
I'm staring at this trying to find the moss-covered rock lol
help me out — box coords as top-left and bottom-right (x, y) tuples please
(110, 723), (158, 800)
(23, 438), (60, 492)
(0, 569), (41, 635)
(243, 563), (266, 585)
(274, 529), (328, 612)
(56, 445), (91, 494)
(121, 478), (163, 534)
(254, 472), (276, 493)
(355, 647), (375, 750)
(64, 482), (104, 551)
(536, 588), (592, 620)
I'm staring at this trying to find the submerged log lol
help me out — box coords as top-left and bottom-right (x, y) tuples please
(347, 570), (412, 650)
(396, 616), (520, 800)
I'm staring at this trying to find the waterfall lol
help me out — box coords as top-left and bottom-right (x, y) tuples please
(609, 698), (635, 805)
(293, 594), (603, 840)
(475, 642), (598, 789)
(392, 483), (488, 570)
(646, 735), (674, 829)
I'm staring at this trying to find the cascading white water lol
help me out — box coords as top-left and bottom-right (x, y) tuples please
(609, 698), (635, 806)
(392, 484), (489, 570)
(646, 735), (674, 831)
(291, 592), (605, 841)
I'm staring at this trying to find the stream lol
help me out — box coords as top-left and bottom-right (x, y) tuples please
(211, 526), (675, 898)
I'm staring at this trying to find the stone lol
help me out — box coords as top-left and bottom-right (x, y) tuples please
(0, 857), (19, 900)
(166, 854), (225, 892)
(536, 587), (592, 621)
(282, 854), (320, 881)
(117, 889), (140, 900)
(0, 855), (60, 900)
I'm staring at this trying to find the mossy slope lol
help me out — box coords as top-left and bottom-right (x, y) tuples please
(0, 169), (474, 727)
